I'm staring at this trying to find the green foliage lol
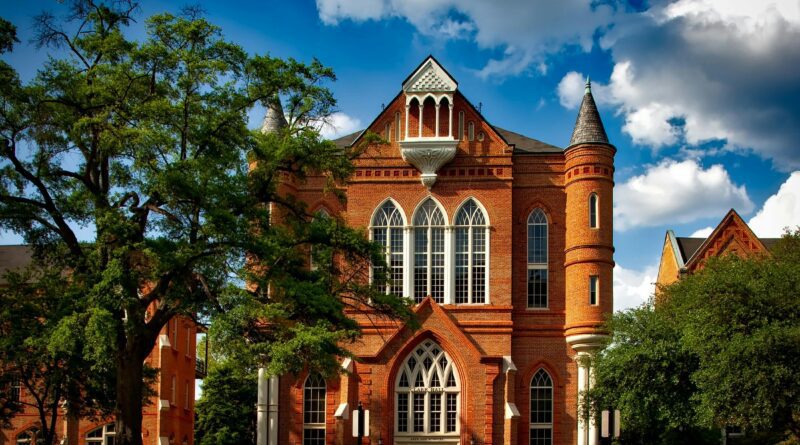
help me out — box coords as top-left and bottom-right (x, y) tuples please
(194, 361), (257, 445)
(0, 2), (412, 444)
(586, 231), (800, 444)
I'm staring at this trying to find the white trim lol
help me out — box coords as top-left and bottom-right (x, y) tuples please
(410, 198), (448, 303)
(453, 197), (490, 304)
(402, 58), (457, 93)
(334, 403), (349, 420)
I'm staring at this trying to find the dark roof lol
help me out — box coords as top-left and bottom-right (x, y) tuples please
(332, 130), (362, 149)
(493, 126), (562, 153)
(332, 127), (561, 154)
(675, 237), (705, 264)
(0, 245), (33, 285)
(676, 236), (782, 263)
(568, 82), (609, 148)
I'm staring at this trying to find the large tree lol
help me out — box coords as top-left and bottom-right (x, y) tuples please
(585, 232), (800, 444)
(0, 2), (409, 445)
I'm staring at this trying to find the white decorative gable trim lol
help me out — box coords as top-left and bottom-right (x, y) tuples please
(399, 139), (458, 189)
(403, 57), (457, 93)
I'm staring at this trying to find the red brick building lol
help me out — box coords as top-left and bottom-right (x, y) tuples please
(257, 56), (615, 445)
(0, 246), (200, 445)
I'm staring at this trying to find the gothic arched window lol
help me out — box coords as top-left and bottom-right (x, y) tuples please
(530, 369), (553, 445)
(86, 424), (116, 445)
(413, 199), (446, 303)
(454, 199), (488, 304)
(527, 209), (548, 308)
(303, 373), (326, 445)
(395, 340), (459, 437)
(371, 200), (404, 296)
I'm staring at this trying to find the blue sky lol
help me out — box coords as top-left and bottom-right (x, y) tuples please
(2, 0), (800, 310)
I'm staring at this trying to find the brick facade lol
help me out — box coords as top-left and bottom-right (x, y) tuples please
(272, 57), (615, 445)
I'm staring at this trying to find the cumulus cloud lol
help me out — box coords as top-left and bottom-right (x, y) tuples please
(614, 263), (657, 311)
(615, 159), (754, 230)
(317, 112), (362, 139)
(315, 0), (615, 78)
(690, 226), (714, 238)
(748, 171), (800, 237)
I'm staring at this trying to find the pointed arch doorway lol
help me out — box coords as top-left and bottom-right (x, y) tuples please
(394, 339), (461, 444)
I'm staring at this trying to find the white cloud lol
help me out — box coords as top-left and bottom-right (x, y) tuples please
(317, 112), (362, 139)
(614, 263), (657, 311)
(615, 159), (754, 231)
(748, 171), (800, 237)
(690, 226), (714, 238)
(622, 103), (681, 147)
(315, 0), (615, 78)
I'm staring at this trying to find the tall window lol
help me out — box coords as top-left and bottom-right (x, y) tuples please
(527, 209), (548, 308)
(395, 112), (402, 141)
(454, 199), (488, 304)
(530, 369), (553, 445)
(371, 201), (404, 296)
(385, 122), (391, 140)
(458, 111), (465, 140)
(589, 275), (599, 305)
(303, 373), (326, 445)
(86, 424), (116, 445)
(468, 121), (475, 141)
(589, 193), (598, 228)
(10, 376), (21, 402)
(16, 428), (41, 445)
(396, 340), (459, 437)
(171, 375), (176, 405)
(413, 199), (445, 303)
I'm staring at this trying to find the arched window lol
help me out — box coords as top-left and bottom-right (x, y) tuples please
(454, 199), (488, 304)
(16, 428), (40, 445)
(530, 369), (553, 445)
(395, 111), (402, 141)
(303, 373), (326, 445)
(468, 121), (475, 141)
(589, 193), (598, 228)
(385, 122), (391, 140)
(371, 201), (404, 296)
(396, 340), (459, 437)
(527, 209), (548, 308)
(86, 424), (115, 445)
(413, 199), (445, 303)
(458, 111), (465, 140)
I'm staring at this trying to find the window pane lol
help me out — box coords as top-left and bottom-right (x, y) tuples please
(397, 393), (409, 432)
(446, 394), (457, 432)
(429, 393), (442, 433)
(414, 228), (428, 302)
(455, 227), (469, 303)
(528, 269), (548, 308)
(413, 393), (425, 432)
(529, 427), (552, 445)
(303, 428), (325, 445)
(590, 275), (598, 305)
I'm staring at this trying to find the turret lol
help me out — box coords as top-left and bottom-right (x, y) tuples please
(564, 79), (615, 346)
(261, 97), (288, 134)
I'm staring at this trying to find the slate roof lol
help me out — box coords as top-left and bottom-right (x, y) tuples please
(331, 127), (562, 154)
(675, 236), (781, 264)
(568, 80), (609, 148)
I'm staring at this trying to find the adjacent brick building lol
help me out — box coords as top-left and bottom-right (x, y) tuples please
(0, 246), (200, 445)
(257, 56), (616, 445)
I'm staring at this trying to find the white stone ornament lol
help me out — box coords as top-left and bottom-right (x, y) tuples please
(400, 139), (458, 189)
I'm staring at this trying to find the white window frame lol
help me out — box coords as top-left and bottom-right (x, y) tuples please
(411, 198), (447, 304)
(527, 209), (549, 309)
(453, 198), (490, 304)
(303, 373), (326, 445)
(395, 340), (460, 439)
(85, 423), (116, 445)
(395, 111), (402, 142)
(369, 200), (406, 297)
(529, 369), (553, 445)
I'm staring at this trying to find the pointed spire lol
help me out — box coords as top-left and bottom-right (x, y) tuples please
(260, 97), (287, 134)
(569, 77), (609, 148)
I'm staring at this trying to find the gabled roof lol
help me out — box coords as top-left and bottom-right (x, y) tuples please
(401, 55), (458, 92)
(494, 126), (562, 153)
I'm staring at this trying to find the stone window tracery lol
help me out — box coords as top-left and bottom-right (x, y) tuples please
(413, 199), (446, 303)
(530, 369), (553, 445)
(303, 373), (326, 445)
(395, 340), (459, 437)
(371, 201), (405, 297)
(454, 199), (488, 304)
(86, 424), (116, 445)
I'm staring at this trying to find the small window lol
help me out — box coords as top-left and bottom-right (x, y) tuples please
(589, 193), (598, 228)
(458, 111), (465, 140)
(172, 319), (178, 350)
(86, 424), (115, 445)
(385, 122), (391, 140)
(184, 380), (190, 410)
(185, 326), (191, 355)
(395, 112), (402, 141)
(477, 131), (484, 142)
(171, 375), (176, 405)
(468, 121), (475, 141)
(589, 275), (599, 305)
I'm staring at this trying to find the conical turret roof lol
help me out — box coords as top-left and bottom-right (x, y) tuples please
(260, 97), (288, 134)
(568, 79), (608, 147)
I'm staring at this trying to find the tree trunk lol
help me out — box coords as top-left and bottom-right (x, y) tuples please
(115, 352), (146, 445)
